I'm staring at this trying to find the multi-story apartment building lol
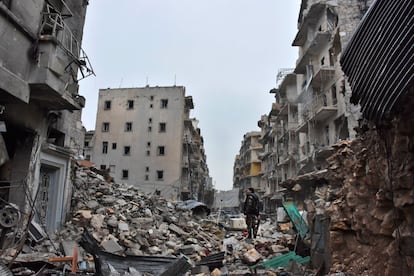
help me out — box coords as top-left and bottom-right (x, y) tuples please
(91, 86), (210, 201)
(0, 0), (92, 234)
(257, 0), (373, 211)
(182, 118), (210, 201)
(293, 0), (372, 175)
(83, 130), (95, 161)
(233, 131), (263, 202)
(258, 69), (299, 212)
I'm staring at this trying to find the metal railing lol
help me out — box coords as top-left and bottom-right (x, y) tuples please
(40, 7), (94, 80)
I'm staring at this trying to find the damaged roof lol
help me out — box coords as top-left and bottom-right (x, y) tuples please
(340, 0), (414, 123)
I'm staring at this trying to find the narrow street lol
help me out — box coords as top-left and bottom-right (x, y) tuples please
(0, 0), (413, 275)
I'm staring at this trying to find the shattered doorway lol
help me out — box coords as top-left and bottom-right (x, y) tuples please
(36, 148), (70, 235)
(35, 166), (59, 233)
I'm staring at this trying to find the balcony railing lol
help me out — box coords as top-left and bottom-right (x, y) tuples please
(40, 9), (94, 81)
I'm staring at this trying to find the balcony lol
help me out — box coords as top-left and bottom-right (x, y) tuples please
(308, 95), (337, 122)
(296, 120), (309, 133)
(293, 3), (326, 47)
(310, 65), (336, 89)
(29, 10), (94, 110)
(269, 103), (282, 116)
(294, 31), (331, 74)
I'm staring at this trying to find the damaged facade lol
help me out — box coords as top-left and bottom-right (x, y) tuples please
(91, 86), (211, 201)
(233, 131), (264, 202)
(237, 0), (414, 274)
(238, 0), (373, 213)
(0, 0), (92, 235)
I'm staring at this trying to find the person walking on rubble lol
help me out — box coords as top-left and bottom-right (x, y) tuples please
(243, 187), (260, 239)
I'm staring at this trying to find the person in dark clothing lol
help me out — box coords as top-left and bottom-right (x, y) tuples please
(243, 187), (260, 239)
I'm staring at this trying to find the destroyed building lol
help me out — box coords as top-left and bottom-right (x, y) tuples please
(0, 0), (93, 235)
(91, 86), (211, 201)
(247, 0), (374, 213)
(327, 0), (414, 274)
(233, 131), (264, 203)
(250, 0), (414, 274)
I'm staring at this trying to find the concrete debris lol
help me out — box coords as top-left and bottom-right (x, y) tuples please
(2, 161), (315, 275)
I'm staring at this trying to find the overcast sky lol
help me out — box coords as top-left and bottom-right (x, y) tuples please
(80, 0), (301, 191)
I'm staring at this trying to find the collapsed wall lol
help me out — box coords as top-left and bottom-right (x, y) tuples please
(325, 94), (414, 275)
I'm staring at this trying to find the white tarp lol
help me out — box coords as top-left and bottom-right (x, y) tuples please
(213, 188), (240, 209)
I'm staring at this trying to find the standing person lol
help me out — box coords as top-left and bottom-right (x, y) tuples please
(243, 187), (260, 239)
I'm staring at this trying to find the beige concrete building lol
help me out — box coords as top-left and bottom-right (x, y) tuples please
(0, 0), (92, 234)
(92, 86), (210, 201)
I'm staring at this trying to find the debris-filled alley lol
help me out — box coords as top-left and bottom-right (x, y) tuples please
(1, 0), (413, 275)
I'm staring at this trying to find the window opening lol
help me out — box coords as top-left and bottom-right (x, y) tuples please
(158, 146), (165, 156)
(125, 122), (133, 132)
(122, 170), (129, 179)
(104, 101), (111, 110)
(127, 100), (134, 109)
(161, 99), (168, 108)
(102, 122), (110, 132)
(102, 141), (108, 154)
(156, 170), (164, 180)
(159, 123), (166, 132)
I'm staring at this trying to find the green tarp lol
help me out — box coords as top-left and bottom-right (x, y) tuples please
(282, 201), (309, 239)
(251, 251), (310, 270)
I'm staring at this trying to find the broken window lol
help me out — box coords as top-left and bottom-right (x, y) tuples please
(100, 165), (106, 170)
(156, 170), (164, 180)
(85, 154), (91, 160)
(102, 122), (110, 132)
(84, 141), (89, 147)
(125, 122), (132, 132)
(124, 146), (131, 155)
(331, 85), (338, 105)
(158, 146), (165, 156)
(112, 143), (117, 149)
(127, 100), (134, 109)
(102, 141), (108, 154)
(161, 99), (168, 109)
(327, 7), (339, 31)
(159, 122), (166, 132)
(122, 170), (129, 179)
(104, 100), (111, 110)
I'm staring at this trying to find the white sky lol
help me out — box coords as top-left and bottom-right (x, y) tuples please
(80, 0), (301, 191)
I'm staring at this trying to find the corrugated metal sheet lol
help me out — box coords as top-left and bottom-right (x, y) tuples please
(340, 0), (414, 123)
(282, 201), (309, 239)
(251, 251), (310, 270)
(80, 231), (192, 276)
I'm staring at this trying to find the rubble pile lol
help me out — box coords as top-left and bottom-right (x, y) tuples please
(59, 164), (224, 264)
(323, 97), (414, 275)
